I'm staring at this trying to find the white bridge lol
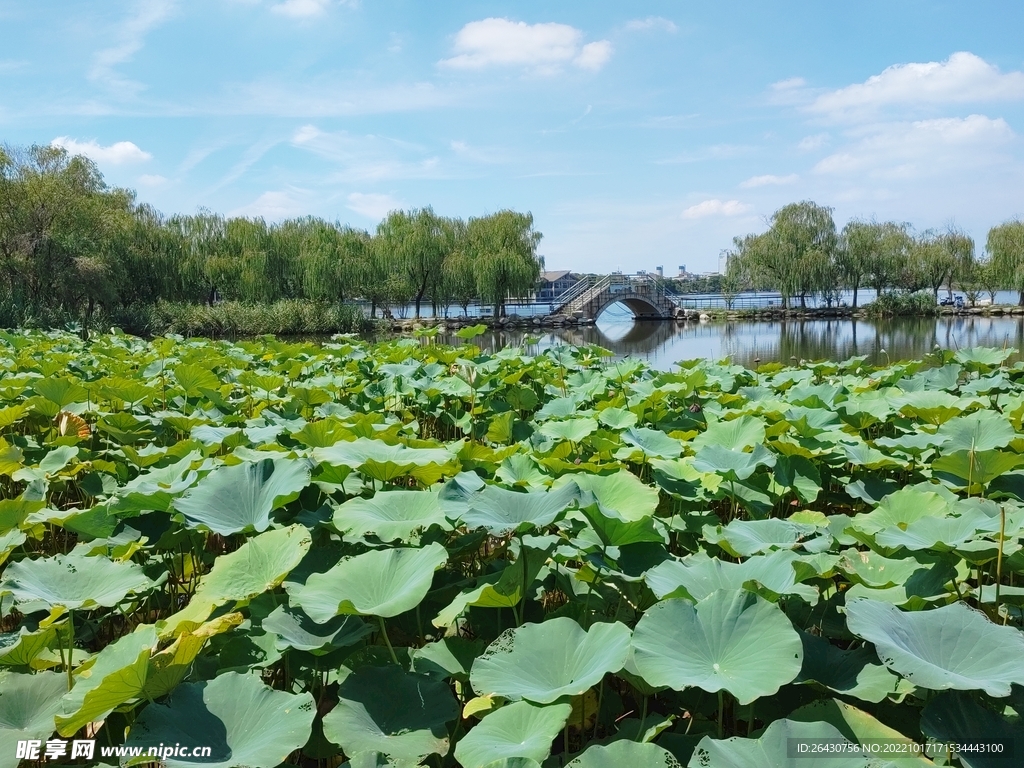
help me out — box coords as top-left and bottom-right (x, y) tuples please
(550, 273), (685, 320)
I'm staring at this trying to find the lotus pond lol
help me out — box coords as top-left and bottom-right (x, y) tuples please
(1, 329), (1024, 768)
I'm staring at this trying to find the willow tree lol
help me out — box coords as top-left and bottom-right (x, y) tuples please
(729, 202), (836, 308)
(988, 220), (1024, 304)
(376, 208), (446, 318)
(914, 228), (975, 300)
(840, 220), (912, 307)
(167, 211), (228, 305)
(294, 218), (369, 302)
(468, 210), (542, 319)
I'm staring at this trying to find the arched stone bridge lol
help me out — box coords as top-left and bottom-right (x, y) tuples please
(552, 274), (683, 320)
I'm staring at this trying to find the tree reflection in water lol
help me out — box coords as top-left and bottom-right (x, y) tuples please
(435, 313), (1024, 371)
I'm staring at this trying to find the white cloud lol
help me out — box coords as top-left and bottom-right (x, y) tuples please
(290, 124), (442, 181)
(439, 18), (613, 73)
(814, 114), (1014, 176)
(811, 52), (1024, 118)
(90, 0), (177, 93)
(625, 16), (677, 33)
(51, 137), (152, 165)
(270, 0), (329, 18)
(229, 189), (308, 219)
(798, 133), (829, 151)
(681, 199), (751, 219)
(347, 192), (403, 219)
(739, 174), (798, 188)
(771, 77), (807, 91)
(575, 41), (613, 72)
(137, 174), (167, 186)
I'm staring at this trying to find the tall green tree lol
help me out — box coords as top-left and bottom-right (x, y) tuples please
(839, 220), (911, 306)
(988, 220), (1024, 304)
(468, 210), (543, 319)
(376, 208), (445, 318)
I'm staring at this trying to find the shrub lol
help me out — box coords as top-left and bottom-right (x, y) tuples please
(863, 291), (938, 317)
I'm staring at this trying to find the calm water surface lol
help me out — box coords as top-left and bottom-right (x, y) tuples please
(434, 311), (1024, 371)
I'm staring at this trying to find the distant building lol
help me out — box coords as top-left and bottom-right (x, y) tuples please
(718, 252), (730, 275)
(535, 270), (582, 301)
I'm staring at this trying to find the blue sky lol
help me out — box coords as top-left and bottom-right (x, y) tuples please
(2, 1), (1023, 273)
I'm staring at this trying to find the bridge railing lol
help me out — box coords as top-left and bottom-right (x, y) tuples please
(550, 275), (593, 307)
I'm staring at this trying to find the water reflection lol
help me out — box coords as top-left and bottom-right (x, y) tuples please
(434, 314), (1024, 371)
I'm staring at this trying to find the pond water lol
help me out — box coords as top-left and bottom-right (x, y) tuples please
(434, 309), (1024, 371)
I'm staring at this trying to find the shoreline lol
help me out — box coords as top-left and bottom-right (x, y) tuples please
(386, 302), (1024, 332)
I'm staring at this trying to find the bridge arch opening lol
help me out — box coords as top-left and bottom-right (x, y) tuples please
(593, 296), (667, 321)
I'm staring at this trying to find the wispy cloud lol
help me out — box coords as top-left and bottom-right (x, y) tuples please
(739, 174), (798, 188)
(90, 0), (177, 94)
(810, 52), (1024, 119)
(290, 124), (443, 181)
(270, 0), (330, 18)
(51, 137), (152, 165)
(228, 188), (310, 219)
(814, 115), (1014, 177)
(625, 16), (677, 33)
(681, 199), (750, 219)
(347, 192), (403, 219)
(439, 18), (613, 74)
(798, 133), (829, 151)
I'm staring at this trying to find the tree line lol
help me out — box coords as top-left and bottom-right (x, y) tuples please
(0, 143), (544, 331)
(724, 201), (1024, 308)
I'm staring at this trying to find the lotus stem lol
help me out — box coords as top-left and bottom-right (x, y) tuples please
(65, 609), (75, 691)
(717, 690), (725, 738)
(377, 615), (399, 665)
(636, 695), (648, 742)
(996, 505), (1006, 613)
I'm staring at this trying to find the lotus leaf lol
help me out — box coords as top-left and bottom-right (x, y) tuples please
(845, 598), (1024, 696)
(295, 542), (448, 621)
(124, 672), (315, 768)
(631, 590), (802, 704)
(0, 551), (156, 612)
(173, 456), (312, 535)
(470, 617), (631, 703)
(333, 490), (448, 542)
(453, 701), (572, 768)
(0, 671), (67, 768)
(688, 718), (871, 767)
(565, 470), (659, 522)
(322, 666), (459, 764)
(567, 741), (681, 767)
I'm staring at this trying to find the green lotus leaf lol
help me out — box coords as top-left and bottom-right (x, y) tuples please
(954, 346), (1013, 369)
(937, 410), (1014, 452)
(631, 590), (802, 705)
(538, 417), (598, 444)
(567, 740), (681, 768)
(480, 760), (541, 768)
(164, 525), (311, 634)
(0, 671), (67, 768)
(618, 427), (683, 459)
(845, 598), (1024, 696)
(837, 549), (954, 589)
(295, 542), (447, 622)
(0, 498), (45, 533)
(495, 454), (549, 489)
(535, 396), (583, 421)
(173, 363), (220, 397)
(645, 550), (817, 603)
(0, 625), (58, 668)
(873, 507), (1000, 551)
(564, 470), (659, 522)
(847, 487), (951, 536)
(32, 377), (88, 407)
(920, 691), (1023, 768)
(692, 444), (776, 481)
(433, 546), (549, 627)
(453, 701), (572, 768)
(313, 437), (455, 472)
(262, 604), (371, 654)
(470, 617), (631, 703)
(55, 624), (158, 736)
(124, 672), (315, 768)
(692, 415), (765, 452)
(0, 551), (156, 612)
(688, 718), (871, 768)
(455, 323), (488, 339)
(410, 637), (484, 681)
(0, 530), (26, 567)
(322, 666), (459, 765)
(172, 457), (312, 535)
(701, 519), (821, 558)
(333, 490), (449, 542)
(894, 389), (964, 425)
(796, 632), (904, 703)
(597, 407), (638, 430)
(932, 449), (1024, 487)
(451, 482), (578, 535)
